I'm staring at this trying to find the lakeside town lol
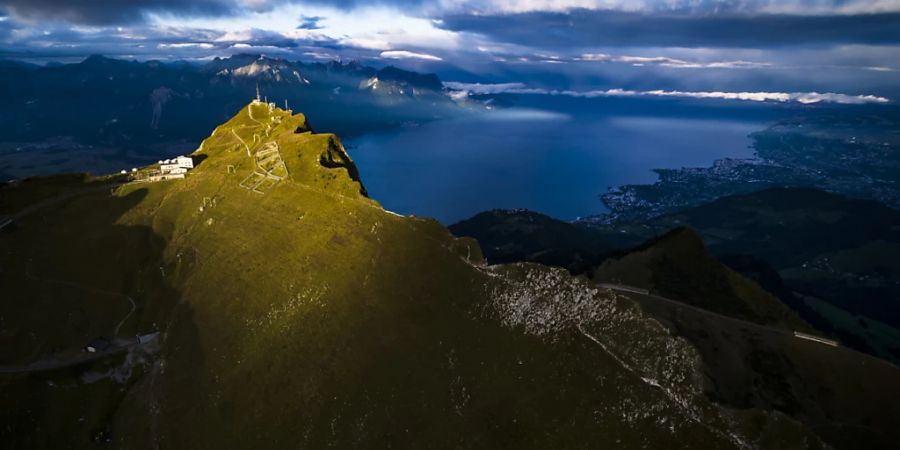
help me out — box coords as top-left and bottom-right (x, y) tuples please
(586, 112), (900, 224)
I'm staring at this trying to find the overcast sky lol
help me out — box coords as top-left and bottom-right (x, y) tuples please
(1, 0), (899, 97)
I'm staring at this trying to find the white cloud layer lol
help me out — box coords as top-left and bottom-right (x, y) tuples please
(579, 53), (771, 69)
(380, 50), (444, 60)
(444, 82), (891, 104)
(158, 42), (215, 49)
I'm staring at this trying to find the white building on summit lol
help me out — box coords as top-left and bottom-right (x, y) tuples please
(159, 156), (194, 175)
(147, 155), (195, 181)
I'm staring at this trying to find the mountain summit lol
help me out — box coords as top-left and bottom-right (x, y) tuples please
(195, 100), (366, 197)
(0, 103), (861, 449)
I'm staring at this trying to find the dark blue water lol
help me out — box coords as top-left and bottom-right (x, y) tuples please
(348, 107), (764, 224)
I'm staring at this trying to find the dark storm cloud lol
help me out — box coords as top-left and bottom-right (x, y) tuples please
(0, 0), (434, 25)
(159, 26), (339, 51)
(0, 0), (237, 25)
(437, 9), (900, 49)
(297, 15), (324, 30)
(0, 20), (343, 62)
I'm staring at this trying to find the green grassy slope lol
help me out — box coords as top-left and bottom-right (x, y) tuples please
(0, 102), (832, 449)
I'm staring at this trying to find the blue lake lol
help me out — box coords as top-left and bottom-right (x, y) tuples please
(348, 108), (765, 224)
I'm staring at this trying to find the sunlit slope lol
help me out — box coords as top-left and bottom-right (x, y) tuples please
(1, 103), (823, 449)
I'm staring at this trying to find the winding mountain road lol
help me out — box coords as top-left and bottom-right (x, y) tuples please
(0, 182), (142, 375)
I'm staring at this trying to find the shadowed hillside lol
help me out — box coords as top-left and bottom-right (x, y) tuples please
(594, 227), (811, 331)
(451, 188), (900, 364)
(449, 209), (616, 273)
(452, 205), (900, 449)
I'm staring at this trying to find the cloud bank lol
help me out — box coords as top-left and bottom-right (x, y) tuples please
(438, 9), (900, 48)
(444, 82), (891, 104)
(578, 53), (771, 69)
(0, 0), (237, 25)
(435, 0), (900, 15)
(4, 0), (900, 27)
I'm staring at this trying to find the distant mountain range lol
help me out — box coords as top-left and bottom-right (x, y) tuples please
(0, 54), (466, 180)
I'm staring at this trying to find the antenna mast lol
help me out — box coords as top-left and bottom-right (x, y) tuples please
(255, 83), (261, 102)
